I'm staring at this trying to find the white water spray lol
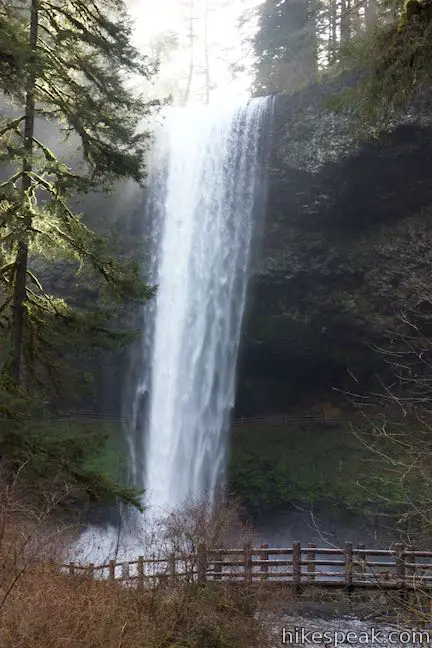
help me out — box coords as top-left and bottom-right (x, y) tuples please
(126, 98), (269, 513)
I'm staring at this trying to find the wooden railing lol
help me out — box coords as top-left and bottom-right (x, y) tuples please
(64, 542), (432, 591)
(52, 412), (365, 427)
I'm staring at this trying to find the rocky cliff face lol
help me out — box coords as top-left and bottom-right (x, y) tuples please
(235, 84), (432, 416)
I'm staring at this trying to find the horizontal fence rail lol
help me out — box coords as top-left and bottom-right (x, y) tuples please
(64, 543), (432, 592)
(29, 412), (373, 427)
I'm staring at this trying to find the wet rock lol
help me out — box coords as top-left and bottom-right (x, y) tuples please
(236, 82), (432, 415)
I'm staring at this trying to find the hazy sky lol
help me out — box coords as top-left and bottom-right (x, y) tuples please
(126, 0), (261, 103)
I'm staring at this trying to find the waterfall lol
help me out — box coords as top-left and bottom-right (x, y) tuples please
(125, 98), (269, 513)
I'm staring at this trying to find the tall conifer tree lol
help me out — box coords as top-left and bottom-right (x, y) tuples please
(251, 0), (318, 95)
(0, 0), (159, 388)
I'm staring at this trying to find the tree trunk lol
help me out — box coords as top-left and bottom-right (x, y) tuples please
(365, 0), (379, 28)
(340, 0), (351, 45)
(10, 0), (39, 384)
(306, 0), (319, 81)
(183, 0), (195, 105)
(328, 0), (338, 64)
(203, 0), (210, 104)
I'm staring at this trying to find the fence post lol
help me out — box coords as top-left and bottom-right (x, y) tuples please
(214, 549), (223, 581)
(244, 542), (253, 583)
(260, 543), (269, 580)
(69, 562), (75, 576)
(137, 556), (144, 590)
(87, 562), (94, 579)
(405, 546), (415, 582)
(307, 543), (316, 582)
(356, 544), (366, 582)
(109, 559), (116, 581)
(121, 562), (130, 581)
(395, 543), (405, 584)
(395, 543), (406, 601)
(168, 552), (176, 585)
(197, 543), (207, 584)
(405, 546), (415, 603)
(292, 542), (301, 597)
(344, 542), (353, 593)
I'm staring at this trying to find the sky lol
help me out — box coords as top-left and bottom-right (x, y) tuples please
(126, 0), (261, 103)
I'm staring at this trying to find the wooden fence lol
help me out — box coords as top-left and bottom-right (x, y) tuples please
(52, 412), (364, 428)
(64, 542), (432, 592)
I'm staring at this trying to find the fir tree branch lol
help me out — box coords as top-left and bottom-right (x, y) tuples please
(0, 116), (25, 137)
(0, 262), (15, 277)
(26, 269), (45, 294)
(0, 295), (12, 315)
(0, 171), (24, 190)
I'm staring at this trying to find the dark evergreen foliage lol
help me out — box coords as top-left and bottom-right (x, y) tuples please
(0, 0), (159, 389)
(251, 0), (319, 95)
(251, 0), (431, 132)
(333, 0), (432, 134)
(0, 0), (160, 507)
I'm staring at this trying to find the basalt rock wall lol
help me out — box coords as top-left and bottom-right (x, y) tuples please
(235, 83), (432, 417)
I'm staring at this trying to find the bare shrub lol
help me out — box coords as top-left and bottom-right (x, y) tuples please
(345, 302), (432, 621)
(153, 497), (251, 579)
(0, 461), (75, 612)
(0, 567), (269, 648)
(348, 301), (432, 543)
(0, 483), (272, 647)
